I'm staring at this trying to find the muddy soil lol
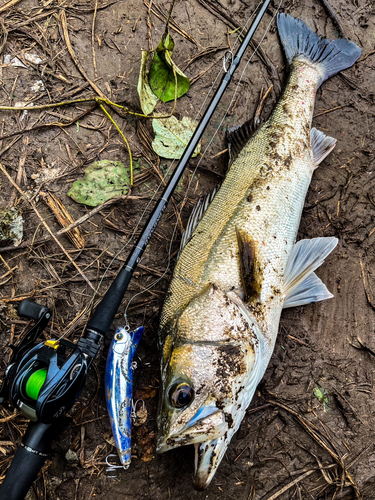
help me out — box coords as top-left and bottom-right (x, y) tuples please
(0, 0), (374, 499)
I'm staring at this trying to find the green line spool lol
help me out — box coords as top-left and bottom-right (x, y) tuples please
(25, 368), (47, 400)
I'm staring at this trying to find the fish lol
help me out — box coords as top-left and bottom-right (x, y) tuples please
(155, 14), (361, 490)
(105, 326), (143, 468)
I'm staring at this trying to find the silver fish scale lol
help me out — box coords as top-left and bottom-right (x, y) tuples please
(160, 62), (321, 361)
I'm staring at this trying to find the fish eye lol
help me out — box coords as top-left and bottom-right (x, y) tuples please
(169, 383), (194, 409)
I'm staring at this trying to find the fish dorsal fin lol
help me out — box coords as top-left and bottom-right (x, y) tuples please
(179, 187), (219, 253)
(226, 120), (258, 166)
(283, 237), (338, 299)
(311, 128), (336, 168)
(283, 272), (333, 308)
(235, 228), (261, 301)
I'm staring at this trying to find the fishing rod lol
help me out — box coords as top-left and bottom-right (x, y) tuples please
(0, 1), (271, 498)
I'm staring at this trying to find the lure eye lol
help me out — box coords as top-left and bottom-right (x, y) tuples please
(169, 383), (194, 408)
(115, 332), (123, 340)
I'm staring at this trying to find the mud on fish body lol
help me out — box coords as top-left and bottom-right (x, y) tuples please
(156, 14), (361, 490)
(105, 326), (143, 468)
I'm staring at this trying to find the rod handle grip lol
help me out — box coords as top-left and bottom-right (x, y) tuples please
(0, 444), (47, 500)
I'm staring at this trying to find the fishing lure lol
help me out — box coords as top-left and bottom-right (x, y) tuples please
(105, 326), (143, 468)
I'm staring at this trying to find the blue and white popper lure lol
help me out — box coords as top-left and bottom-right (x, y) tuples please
(105, 326), (143, 468)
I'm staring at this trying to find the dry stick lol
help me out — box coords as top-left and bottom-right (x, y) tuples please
(0, 96), (176, 120)
(0, 18), (8, 56)
(318, 0), (346, 38)
(314, 105), (349, 118)
(0, 105), (97, 141)
(40, 192), (85, 249)
(8, 136), (29, 208)
(266, 470), (315, 500)
(0, 163), (95, 291)
(60, 10), (106, 99)
(358, 50), (375, 63)
(0, 0), (22, 13)
(0, 412), (21, 424)
(8, 10), (57, 31)
(0, 135), (22, 158)
(0, 194), (133, 253)
(0, 99), (94, 112)
(359, 257), (375, 311)
(270, 400), (361, 498)
(99, 104), (134, 185)
(91, 0), (98, 78)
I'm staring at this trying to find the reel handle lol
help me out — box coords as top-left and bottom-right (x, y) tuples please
(0, 420), (68, 500)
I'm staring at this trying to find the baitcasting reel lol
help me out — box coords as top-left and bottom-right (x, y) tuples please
(0, 299), (102, 500)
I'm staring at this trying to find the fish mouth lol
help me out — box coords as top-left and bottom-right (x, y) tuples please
(193, 437), (228, 490)
(156, 406), (226, 454)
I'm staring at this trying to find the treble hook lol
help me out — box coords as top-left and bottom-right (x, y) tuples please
(131, 399), (145, 421)
(105, 454), (129, 479)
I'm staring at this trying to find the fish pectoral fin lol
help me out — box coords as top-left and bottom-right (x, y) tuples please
(283, 272), (333, 308)
(283, 237), (338, 299)
(311, 128), (336, 168)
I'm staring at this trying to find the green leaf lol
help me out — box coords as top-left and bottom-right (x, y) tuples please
(152, 115), (200, 159)
(313, 385), (330, 413)
(68, 160), (130, 207)
(137, 50), (159, 115)
(149, 34), (190, 103)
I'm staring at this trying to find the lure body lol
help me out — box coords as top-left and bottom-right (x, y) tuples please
(105, 326), (143, 467)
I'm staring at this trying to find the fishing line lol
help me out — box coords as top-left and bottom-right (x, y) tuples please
(122, 0), (283, 324)
(61, 0), (275, 337)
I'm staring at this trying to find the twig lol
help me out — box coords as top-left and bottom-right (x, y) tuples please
(318, 0), (346, 38)
(266, 470), (315, 500)
(0, 412), (21, 423)
(359, 257), (375, 311)
(253, 84), (273, 127)
(314, 105), (349, 118)
(60, 10), (106, 98)
(0, 163), (95, 291)
(0, 98), (94, 112)
(8, 136), (28, 207)
(99, 104), (134, 185)
(92, 0), (98, 77)
(0, 194), (133, 253)
(0, 96), (175, 120)
(0, 18), (8, 56)
(0, 0), (23, 14)
(40, 192), (85, 249)
(8, 10), (57, 31)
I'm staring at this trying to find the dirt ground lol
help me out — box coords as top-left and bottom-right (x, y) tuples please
(0, 0), (374, 498)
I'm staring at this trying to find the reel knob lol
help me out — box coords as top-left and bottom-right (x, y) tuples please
(18, 299), (49, 321)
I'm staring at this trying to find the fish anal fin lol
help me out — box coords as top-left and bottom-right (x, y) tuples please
(236, 228), (262, 300)
(311, 128), (336, 168)
(283, 272), (333, 308)
(283, 237), (338, 299)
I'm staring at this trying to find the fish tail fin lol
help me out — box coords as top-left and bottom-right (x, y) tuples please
(277, 14), (361, 87)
